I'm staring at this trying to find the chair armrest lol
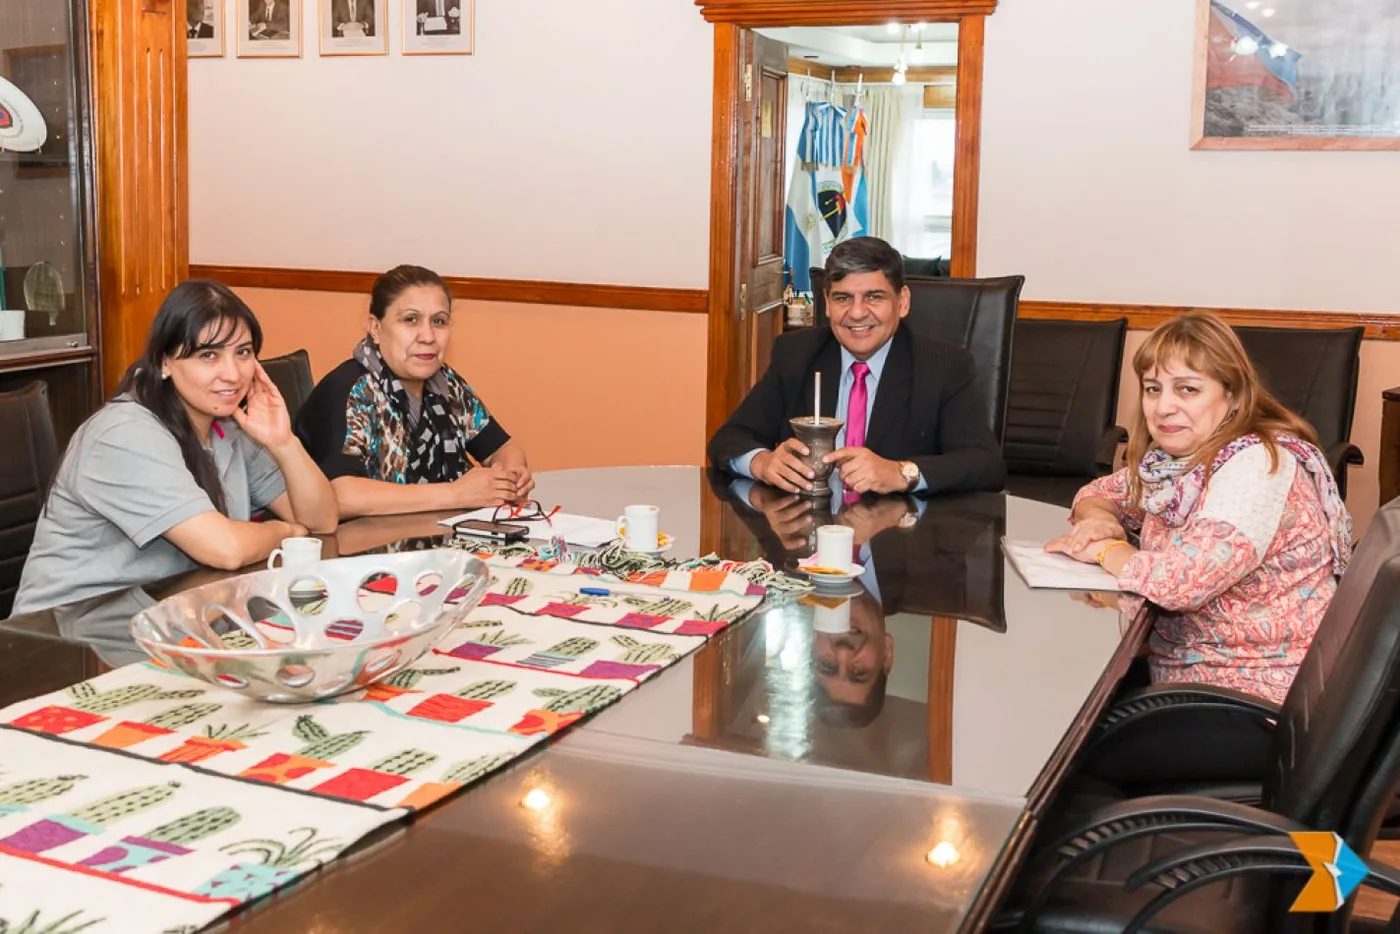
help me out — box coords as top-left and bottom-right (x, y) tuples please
(1119, 834), (1400, 934)
(1096, 426), (1128, 475)
(1328, 440), (1365, 470)
(1076, 684), (1280, 788)
(1017, 796), (1307, 932)
(1099, 683), (1282, 728)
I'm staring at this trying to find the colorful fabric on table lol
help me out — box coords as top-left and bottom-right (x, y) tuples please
(0, 560), (767, 932)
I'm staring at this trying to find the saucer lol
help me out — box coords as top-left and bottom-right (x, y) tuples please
(797, 556), (864, 588)
(624, 532), (674, 556)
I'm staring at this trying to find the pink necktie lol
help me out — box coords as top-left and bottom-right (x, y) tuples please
(843, 362), (870, 504)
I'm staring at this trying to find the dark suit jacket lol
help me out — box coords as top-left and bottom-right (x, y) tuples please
(704, 469), (1006, 630)
(416, 0), (461, 33)
(249, 0), (290, 37)
(188, 21), (215, 37)
(708, 327), (1005, 495)
(332, 0), (375, 35)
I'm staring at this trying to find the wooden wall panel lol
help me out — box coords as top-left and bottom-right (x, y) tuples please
(91, 0), (188, 392)
(696, 0), (998, 25)
(187, 265), (709, 313)
(949, 14), (984, 278)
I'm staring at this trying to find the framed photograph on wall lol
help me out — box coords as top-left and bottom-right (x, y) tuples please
(1193, 0), (1400, 150)
(319, 0), (387, 56)
(237, 0), (302, 58)
(402, 0), (474, 55)
(185, 0), (225, 58)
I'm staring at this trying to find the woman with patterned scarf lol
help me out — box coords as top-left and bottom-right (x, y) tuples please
(295, 265), (532, 518)
(1046, 311), (1352, 704)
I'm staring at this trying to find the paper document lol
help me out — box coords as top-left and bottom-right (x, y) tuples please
(438, 510), (618, 548)
(1001, 538), (1124, 592)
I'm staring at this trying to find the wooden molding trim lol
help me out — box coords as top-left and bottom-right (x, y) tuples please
(188, 265), (708, 314)
(948, 14), (984, 277)
(705, 23), (746, 443)
(696, 0), (997, 26)
(1019, 299), (1400, 340)
(832, 64), (955, 84)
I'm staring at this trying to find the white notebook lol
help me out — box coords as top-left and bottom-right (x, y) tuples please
(1001, 537), (1124, 591)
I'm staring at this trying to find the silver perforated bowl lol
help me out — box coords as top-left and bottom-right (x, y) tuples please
(130, 550), (489, 703)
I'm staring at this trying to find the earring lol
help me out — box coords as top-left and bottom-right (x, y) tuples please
(161, 371), (170, 380)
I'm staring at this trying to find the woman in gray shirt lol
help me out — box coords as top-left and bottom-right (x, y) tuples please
(14, 281), (339, 614)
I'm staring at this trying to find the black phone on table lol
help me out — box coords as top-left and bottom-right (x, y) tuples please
(453, 519), (529, 542)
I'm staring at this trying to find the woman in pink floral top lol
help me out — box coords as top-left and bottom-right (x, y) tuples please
(1047, 312), (1352, 705)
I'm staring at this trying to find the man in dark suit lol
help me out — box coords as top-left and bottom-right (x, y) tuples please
(248, 0), (290, 39)
(186, 0), (215, 37)
(708, 236), (1005, 497)
(416, 0), (462, 34)
(332, 0), (374, 37)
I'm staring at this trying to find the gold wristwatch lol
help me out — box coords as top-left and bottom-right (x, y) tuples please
(898, 460), (921, 491)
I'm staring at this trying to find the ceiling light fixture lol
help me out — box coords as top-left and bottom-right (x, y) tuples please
(886, 22), (901, 35)
(1261, 7), (1276, 15)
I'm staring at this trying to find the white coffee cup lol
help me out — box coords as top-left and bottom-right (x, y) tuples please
(268, 537), (322, 570)
(814, 524), (855, 573)
(807, 594), (853, 633)
(0, 310), (24, 342)
(615, 504), (660, 552)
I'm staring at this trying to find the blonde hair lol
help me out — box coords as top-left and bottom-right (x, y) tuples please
(1125, 311), (1317, 507)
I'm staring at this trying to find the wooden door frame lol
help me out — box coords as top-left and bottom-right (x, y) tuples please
(697, 0), (997, 442)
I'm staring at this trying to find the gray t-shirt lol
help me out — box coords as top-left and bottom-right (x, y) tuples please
(13, 398), (288, 614)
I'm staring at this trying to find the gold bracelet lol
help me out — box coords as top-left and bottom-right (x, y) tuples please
(1094, 540), (1132, 568)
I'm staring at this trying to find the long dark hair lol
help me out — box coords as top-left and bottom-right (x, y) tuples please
(113, 280), (264, 514)
(369, 264), (451, 320)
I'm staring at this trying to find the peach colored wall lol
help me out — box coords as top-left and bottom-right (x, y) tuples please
(1114, 331), (1396, 536)
(235, 287), (709, 472)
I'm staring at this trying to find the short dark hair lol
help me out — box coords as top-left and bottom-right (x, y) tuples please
(815, 671), (888, 728)
(370, 264), (451, 320)
(824, 237), (905, 294)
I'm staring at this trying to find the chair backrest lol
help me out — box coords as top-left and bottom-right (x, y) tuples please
(1265, 502), (1400, 851)
(1232, 325), (1363, 454)
(902, 256), (947, 279)
(261, 349), (314, 421)
(902, 275), (1024, 441)
(1003, 317), (1127, 477)
(0, 382), (59, 618)
(810, 267), (828, 328)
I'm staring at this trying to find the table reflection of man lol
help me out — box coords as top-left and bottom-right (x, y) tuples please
(709, 467), (1006, 630)
(416, 0), (462, 34)
(249, 0), (290, 39)
(812, 588), (891, 728)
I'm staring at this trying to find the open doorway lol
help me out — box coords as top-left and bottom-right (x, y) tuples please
(760, 23), (959, 306)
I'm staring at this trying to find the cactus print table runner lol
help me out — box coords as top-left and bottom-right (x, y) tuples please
(0, 560), (767, 933)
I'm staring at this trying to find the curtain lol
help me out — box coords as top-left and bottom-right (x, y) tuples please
(850, 85), (924, 249)
(885, 85), (928, 257)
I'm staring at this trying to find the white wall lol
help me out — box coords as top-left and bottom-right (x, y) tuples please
(187, 0), (714, 287)
(977, 0), (1400, 314)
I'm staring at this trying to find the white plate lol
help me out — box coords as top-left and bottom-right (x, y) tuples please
(624, 532), (674, 556)
(0, 75), (47, 153)
(798, 556), (865, 587)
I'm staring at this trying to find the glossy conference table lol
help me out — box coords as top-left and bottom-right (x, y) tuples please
(0, 467), (1149, 933)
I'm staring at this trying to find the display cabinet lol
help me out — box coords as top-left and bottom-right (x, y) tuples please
(0, 0), (101, 442)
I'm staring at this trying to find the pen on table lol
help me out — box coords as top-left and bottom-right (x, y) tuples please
(579, 587), (611, 596)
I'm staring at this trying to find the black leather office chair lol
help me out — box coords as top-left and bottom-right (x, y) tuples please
(261, 349), (314, 422)
(1003, 318), (1128, 507)
(994, 502), (1400, 933)
(0, 382), (58, 618)
(902, 275), (1023, 442)
(1233, 325), (1364, 500)
(902, 256), (947, 279)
